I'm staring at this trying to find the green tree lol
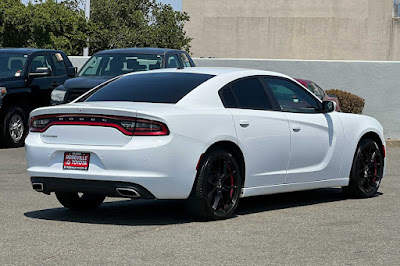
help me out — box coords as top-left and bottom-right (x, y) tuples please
(0, 0), (24, 47)
(0, 0), (191, 55)
(1, 0), (89, 55)
(89, 0), (191, 54)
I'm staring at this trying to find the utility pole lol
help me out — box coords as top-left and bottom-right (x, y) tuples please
(83, 0), (91, 57)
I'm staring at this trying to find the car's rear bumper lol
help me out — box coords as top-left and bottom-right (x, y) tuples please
(25, 132), (206, 199)
(30, 176), (155, 199)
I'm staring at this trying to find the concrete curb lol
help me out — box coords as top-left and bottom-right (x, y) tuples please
(386, 139), (400, 148)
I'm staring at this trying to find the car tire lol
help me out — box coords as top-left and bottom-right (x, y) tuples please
(187, 149), (242, 220)
(55, 192), (105, 211)
(0, 106), (28, 148)
(342, 139), (383, 198)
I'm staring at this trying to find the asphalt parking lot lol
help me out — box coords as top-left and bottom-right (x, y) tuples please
(0, 147), (399, 266)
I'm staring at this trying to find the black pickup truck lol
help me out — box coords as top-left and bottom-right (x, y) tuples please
(0, 48), (76, 147)
(51, 48), (195, 105)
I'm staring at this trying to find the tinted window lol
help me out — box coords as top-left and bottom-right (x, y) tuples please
(180, 53), (191, 67)
(230, 78), (272, 110)
(265, 78), (320, 113)
(85, 73), (215, 104)
(30, 55), (52, 74)
(166, 54), (180, 68)
(51, 53), (67, 76)
(0, 53), (27, 78)
(219, 86), (237, 108)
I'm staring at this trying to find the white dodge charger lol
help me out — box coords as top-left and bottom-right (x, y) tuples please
(25, 68), (386, 220)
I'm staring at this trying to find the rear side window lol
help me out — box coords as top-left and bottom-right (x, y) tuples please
(229, 78), (273, 110)
(219, 86), (237, 108)
(85, 73), (215, 104)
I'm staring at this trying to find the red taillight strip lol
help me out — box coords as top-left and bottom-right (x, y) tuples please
(30, 121), (134, 136)
(30, 114), (169, 136)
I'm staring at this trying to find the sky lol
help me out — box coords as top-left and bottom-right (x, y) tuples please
(21, 0), (182, 11)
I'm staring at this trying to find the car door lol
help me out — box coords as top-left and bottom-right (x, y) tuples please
(263, 77), (344, 184)
(220, 77), (291, 188)
(28, 53), (58, 107)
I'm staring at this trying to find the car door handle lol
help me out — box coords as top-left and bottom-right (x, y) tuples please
(239, 120), (250, 128)
(291, 124), (301, 132)
(52, 82), (60, 88)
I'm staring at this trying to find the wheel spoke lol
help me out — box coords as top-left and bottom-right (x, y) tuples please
(222, 185), (237, 190)
(207, 187), (217, 200)
(212, 190), (223, 210)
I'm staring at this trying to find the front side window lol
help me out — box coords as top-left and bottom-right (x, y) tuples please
(84, 73), (215, 104)
(51, 53), (67, 76)
(166, 54), (180, 68)
(180, 53), (192, 67)
(78, 53), (163, 77)
(30, 55), (52, 74)
(307, 83), (325, 100)
(265, 78), (320, 113)
(0, 53), (28, 78)
(226, 78), (273, 110)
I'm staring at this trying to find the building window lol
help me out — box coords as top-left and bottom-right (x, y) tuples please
(395, 0), (400, 18)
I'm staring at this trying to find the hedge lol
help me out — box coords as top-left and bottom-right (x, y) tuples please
(325, 89), (365, 114)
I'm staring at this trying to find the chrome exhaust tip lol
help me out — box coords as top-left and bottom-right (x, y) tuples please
(32, 183), (44, 192)
(116, 187), (141, 198)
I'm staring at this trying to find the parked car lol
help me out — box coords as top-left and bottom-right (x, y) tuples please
(51, 48), (195, 105)
(0, 48), (76, 147)
(26, 68), (385, 220)
(295, 78), (341, 111)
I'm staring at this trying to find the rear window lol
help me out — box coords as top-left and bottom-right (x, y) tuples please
(84, 72), (215, 104)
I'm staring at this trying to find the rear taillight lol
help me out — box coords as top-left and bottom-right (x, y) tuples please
(118, 118), (169, 136)
(30, 114), (169, 136)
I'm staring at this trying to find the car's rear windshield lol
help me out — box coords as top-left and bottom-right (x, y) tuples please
(83, 72), (215, 104)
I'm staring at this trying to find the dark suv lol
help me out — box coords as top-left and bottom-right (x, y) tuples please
(51, 48), (195, 105)
(0, 48), (76, 147)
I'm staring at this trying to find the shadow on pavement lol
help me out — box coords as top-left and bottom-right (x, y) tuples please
(24, 188), (374, 226)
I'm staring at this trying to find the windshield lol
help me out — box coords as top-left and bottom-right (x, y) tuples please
(78, 53), (164, 77)
(0, 53), (28, 78)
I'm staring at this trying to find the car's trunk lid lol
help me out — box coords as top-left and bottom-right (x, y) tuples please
(31, 102), (139, 147)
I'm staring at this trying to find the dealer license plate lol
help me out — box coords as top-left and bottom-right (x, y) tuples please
(63, 152), (90, 170)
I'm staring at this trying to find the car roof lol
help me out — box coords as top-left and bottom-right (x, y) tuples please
(0, 48), (63, 54)
(123, 67), (289, 78)
(95, 47), (185, 55)
(121, 67), (292, 108)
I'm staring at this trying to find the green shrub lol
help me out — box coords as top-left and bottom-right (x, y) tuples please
(325, 89), (365, 114)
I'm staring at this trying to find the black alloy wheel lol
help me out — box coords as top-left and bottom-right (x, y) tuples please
(188, 149), (242, 220)
(55, 192), (105, 211)
(343, 139), (383, 198)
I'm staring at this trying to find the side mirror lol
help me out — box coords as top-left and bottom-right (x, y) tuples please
(29, 67), (52, 78)
(321, 101), (336, 113)
(67, 67), (78, 77)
